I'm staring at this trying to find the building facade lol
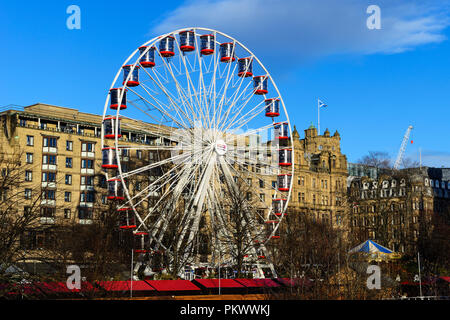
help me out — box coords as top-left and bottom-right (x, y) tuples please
(287, 125), (349, 234)
(348, 166), (450, 254)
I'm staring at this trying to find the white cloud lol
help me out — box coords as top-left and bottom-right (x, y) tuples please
(150, 0), (450, 63)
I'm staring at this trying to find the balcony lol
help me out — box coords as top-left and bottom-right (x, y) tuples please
(42, 146), (57, 153)
(79, 201), (93, 208)
(81, 168), (94, 175)
(81, 151), (95, 158)
(80, 185), (94, 191)
(41, 182), (56, 188)
(42, 164), (57, 171)
(40, 217), (55, 224)
(41, 199), (56, 206)
(79, 219), (93, 225)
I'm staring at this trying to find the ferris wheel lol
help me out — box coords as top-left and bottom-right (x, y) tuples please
(101, 27), (294, 278)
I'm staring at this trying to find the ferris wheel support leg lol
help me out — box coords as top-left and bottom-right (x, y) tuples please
(176, 152), (216, 257)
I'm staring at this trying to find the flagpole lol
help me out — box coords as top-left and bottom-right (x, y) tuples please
(317, 98), (320, 135)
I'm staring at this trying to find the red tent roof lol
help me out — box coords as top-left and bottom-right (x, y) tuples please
(145, 280), (201, 292)
(36, 282), (72, 294)
(97, 280), (155, 292)
(439, 276), (450, 283)
(234, 278), (281, 288)
(194, 279), (245, 289)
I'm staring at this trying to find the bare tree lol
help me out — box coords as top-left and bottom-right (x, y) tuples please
(357, 151), (391, 169)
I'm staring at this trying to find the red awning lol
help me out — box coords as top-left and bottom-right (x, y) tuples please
(234, 278), (281, 288)
(145, 280), (201, 292)
(194, 279), (245, 289)
(98, 280), (155, 292)
(36, 282), (72, 294)
(439, 276), (450, 283)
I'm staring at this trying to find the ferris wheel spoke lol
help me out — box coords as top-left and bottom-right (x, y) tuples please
(173, 36), (208, 127)
(220, 97), (266, 134)
(211, 43), (237, 131)
(126, 86), (192, 130)
(152, 46), (200, 125)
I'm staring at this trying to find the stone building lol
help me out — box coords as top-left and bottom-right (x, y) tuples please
(348, 166), (450, 255)
(287, 124), (349, 234)
(0, 103), (164, 251)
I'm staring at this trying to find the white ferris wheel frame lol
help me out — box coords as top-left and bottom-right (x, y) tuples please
(100, 27), (295, 270)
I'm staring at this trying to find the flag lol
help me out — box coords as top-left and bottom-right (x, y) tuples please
(318, 99), (327, 108)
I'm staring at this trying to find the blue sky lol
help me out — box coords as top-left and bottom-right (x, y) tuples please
(0, 0), (449, 167)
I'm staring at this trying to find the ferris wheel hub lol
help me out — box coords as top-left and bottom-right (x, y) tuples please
(214, 139), (228, 156)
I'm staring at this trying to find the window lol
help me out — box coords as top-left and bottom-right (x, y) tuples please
(247, 178), (252, 185)
(64, 209), (71, 219)
(24, 206), (32, 216)
(26, 153), (33, 164)
(40, 122), (47, 130)
(80, 176), (93, 186)
(42, 190), (56, 200)
(81, 159), (94, 169)
(42, 172), (56, 182)
(246, 192), (252, 201)
(25, 170), (33, 182)
(78, 207), (93, 220)
(259, 193), (265, 201)
(259, 179), (264, 188)
(43, 154), (56, 165)
(66, 141), (73, 151)
(298, 176), (305, 186)
(80, 191), (95, 203)
(312, 194), (316, 204)
(272, 181), (277, 188)
(65, 174), (72, 185)
(64, 192), (72, 202)
(43, 137), (57, 148)
(136, 150), (142, 159)
(24, 188), (32, 199)
(312, 178), (316, 188)
(81, 142), (94, 152)
(26, 135), (34, 146)
(41, 207), (55, 217)
(66, 157), (72, 168)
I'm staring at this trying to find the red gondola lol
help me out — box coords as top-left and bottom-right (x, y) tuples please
(118, 207), (136, 230)
(220, 42), (235, 62)
(102, 147), (118, 169)
(109, 88), (127, 110)
(159, 36), (175, 57)
(122, 65), (140, 87)
(265, 98), (279, 117)
(279, 148), (292, 166)
(277, 174), (292, 192)
(103, 116), (121, 139)
(138, 46), (156, 68)
(274, 122), (289, 140)
(200, 34), (214, 55)
(108, 178), (125, 201)
(134, 232), (150, 253)
(272, 198), (287, 216)
(238, 57), (253, 77)
(179, 30), (195, 52)
(253, 75), (268, 95)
